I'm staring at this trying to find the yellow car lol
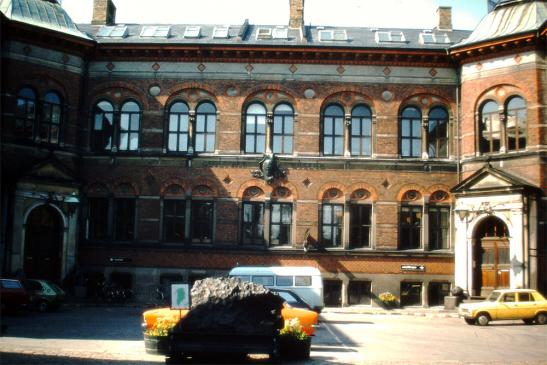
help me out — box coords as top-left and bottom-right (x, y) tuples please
(143, 297), (319, 336)
(459, 289), (547, 326)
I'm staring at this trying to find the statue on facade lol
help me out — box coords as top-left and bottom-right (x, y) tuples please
(251, 153), (285, 184)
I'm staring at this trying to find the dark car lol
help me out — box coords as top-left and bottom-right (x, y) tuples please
(23, 279), (65, 312)
(271, 288), (313, 311)
(0, 278), (30, 312)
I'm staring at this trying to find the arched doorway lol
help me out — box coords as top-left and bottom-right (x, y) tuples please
(24, 205), (63, 281)
(473, 216), (510, 297)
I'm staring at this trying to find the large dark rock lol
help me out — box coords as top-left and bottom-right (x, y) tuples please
(173, 277), (284, 335)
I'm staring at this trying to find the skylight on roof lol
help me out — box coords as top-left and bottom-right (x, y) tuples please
(375, 31), (406, 43)
(184, 26), (201, 38)
(140, 25), (171, 38)
(96, 25), (128, 38)
(213, 26), (229, 38)
(420, 32), (451, 44)
(272, 27), (288, 39)
(256, 28), (272, 39)
(318, 30), (347, 42)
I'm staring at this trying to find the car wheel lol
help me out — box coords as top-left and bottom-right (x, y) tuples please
(535, 312), (547, 325)
(37, 301), (48, 313)
(523, 318), (534, 325)
(464, 318), (475, 325)
(476, 313), (490, 326)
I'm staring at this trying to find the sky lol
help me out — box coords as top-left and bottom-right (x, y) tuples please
(61, 0), (488, 30)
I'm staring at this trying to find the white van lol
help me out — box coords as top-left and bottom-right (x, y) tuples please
(229, 266), (324, 312)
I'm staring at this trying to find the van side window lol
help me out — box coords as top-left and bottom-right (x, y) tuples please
(252, 275), (274, 286)
(295, 276), (312, 286)
(234, 275), (250, 282)
(276, 276), (293, 286)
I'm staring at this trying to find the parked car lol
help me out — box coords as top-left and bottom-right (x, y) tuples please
(0, 278), (30, 312)
(459, 289), (547, 326)
(22, 279), (65, 312)
(142, 289), (319, 336)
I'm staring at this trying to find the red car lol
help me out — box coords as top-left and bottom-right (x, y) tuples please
(0, 278), (30, 312)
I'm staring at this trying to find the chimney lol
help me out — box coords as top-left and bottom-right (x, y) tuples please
(289, 0), (304, 29)
(436, 6), (452, 31)
(92, 0), (116, 26)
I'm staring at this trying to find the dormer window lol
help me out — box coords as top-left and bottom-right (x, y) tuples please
(376, 31), (406, 43)
(318, 29), (347, 42)
(420, 32), (451, 44)
(272, 27), (288, 39)
(213, 26), (229, 38)
(256, 28), (272, 39)
(184, 26), (201, 38)
(140, 25), (171, 38)
(96, 25), (128, 38)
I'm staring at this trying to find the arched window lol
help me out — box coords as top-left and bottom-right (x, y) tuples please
(272, 103), (294, 155)
(15, 87), (36, 139)
(322, 104), (344, 156)
(119, 100), (140, 151)
(479, 100), (500, 154)
(195, 102), (216, 153)
(167, 101), (189, 152)
(40, 91), (62, 144)
(400, 106), (422, 158)
(428, 107), (448, 158)
(506, 96), (526, 151)
(244, 103), (266, 154)
(350, 105), (372, 156)
(92, 100), (114, 151)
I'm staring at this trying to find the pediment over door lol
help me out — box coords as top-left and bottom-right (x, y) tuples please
(451, 165), (538, 196)
(16, 156), (80, 195)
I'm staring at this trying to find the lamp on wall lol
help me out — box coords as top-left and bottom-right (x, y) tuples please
(454, 207), (469, 221)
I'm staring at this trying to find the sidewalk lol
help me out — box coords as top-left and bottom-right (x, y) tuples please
(321, 305), (460, 318)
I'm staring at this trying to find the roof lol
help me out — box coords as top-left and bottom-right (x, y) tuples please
(0, 0), (91, 39)
(76, 22), (471, 51)
(453, 0), (546, 48)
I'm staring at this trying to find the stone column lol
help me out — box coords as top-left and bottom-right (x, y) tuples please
(344, 113), (351, 157)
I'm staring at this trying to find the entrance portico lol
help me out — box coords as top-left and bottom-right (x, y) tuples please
(452, 165), (540, 296)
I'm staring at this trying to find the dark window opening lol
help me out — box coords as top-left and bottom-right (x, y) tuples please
(191, 201), (213, 243)
(242, 202), (264, 245)
(428, 282), (450, 306)
(400, 282), (422, 306)
(270, 203), (292, 246)
(348, 281), (372, 305)
(113, 198), (135, 241)
(321, 204), (343, 247)
(323, 279), (342, 307)
(399, 205), (422, 250)
(88, 197), (109, 240)
(163, 200), (185, 242)
(350, 204), (371, 248)
(429, 205), (449, 250)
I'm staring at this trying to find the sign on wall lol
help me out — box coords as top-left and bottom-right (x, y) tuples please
(401, 265), (425, 272)
(171, 284), (190, 309)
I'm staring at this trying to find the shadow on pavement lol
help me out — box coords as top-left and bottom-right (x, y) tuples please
(0, 352), (159, 365)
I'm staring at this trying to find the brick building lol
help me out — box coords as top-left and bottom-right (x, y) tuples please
(1, 0), (545, 307)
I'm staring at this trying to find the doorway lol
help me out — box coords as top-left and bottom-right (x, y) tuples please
(24, 205), (63, 281)
(473, 216), (510, 297)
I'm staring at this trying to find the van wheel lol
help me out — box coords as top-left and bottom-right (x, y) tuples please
(535, 312), (547, 325)
(476, 313), (490, 326)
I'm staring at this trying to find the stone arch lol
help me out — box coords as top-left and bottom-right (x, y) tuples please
(24, 73), (70, 103)
(112, 179), (139, 196)
(23, 202), (68, 230)
(347, 182), (378, 201)
(271, 181), (299, 200)
(321, 90), (375, 115)
(474, 84), (523, 113)
(237, 179), (273, 199)
(240, 88), (297, 113)
(164, 87), (218, 110)
(84, 181), (111, 196)
(164, 83), (220, 104)
(190, 178), (219, 197)
(160, 180), (187, 197)
(426, 184), (453, 203)
(396, 184), (426, 201)
(87, 82), (149, 110)
(317, 182), (347, 201)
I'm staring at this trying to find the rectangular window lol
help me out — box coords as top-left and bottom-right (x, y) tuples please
(191, 201), (213, 243)
(113, 198), (135, 241)
(119, 111), (140, 151)
(242, 202), (264, 245)
(270, 203), (292, 246)
(167, 112), (189, 152)
(88, 197), (109, 240)
(518, 292), (534, 302)
(276, 276), (293, 286)
(245, 113), (266, 153)
(163, 200), (185, 242)
(429, 206), (449, 250)
(321, 204), (343, 247)
(350, 205), (371, 248)
(252, 275), (274, 286)
(399, 205), (422, 250)
(295, 276), (312, 286)
(400, 282), (422, 306)
(348, 281), (372, 305)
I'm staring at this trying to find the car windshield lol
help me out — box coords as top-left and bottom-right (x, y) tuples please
(486, 291), (502, 301)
